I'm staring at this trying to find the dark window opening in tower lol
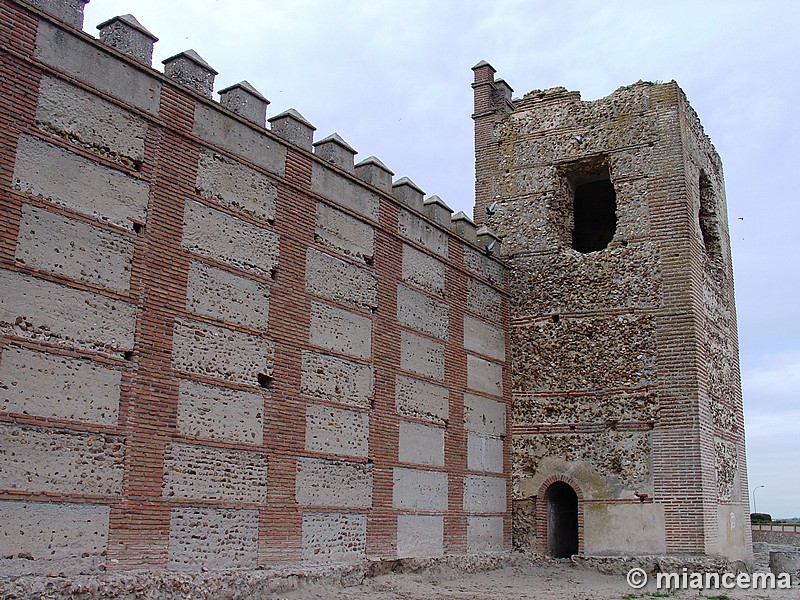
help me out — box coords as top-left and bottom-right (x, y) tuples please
(572, 179), (617, 253)
(699, 171), (721, 258)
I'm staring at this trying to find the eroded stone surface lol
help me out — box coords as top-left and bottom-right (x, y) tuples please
(305, 404), (369, 457)
(0, 501), (110, 576)
(186, 261), (270, 330)
(162, 442), (268, 502)
(176, 379), (264, 444)
(16, 204), (134, 293)
(300, 351), (373, 407)
(0, 425), (124, 495)
(168, 507), (258, 570)
(13, 134), (149, 229)
(0, 346), (120, 425)
(172, 319), (274, 385)
(296, 458), (373, 508)
(195, 150), (277, 222)
(302, 513), (367, 563)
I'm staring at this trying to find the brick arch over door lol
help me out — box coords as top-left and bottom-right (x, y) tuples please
(535, 474), (584, 557)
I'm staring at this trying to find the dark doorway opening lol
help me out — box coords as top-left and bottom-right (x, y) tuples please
(546, 481), (579, 558)
(572, 179), (617, 253)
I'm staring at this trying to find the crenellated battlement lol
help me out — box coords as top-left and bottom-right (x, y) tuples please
(21, 0), (501, 255)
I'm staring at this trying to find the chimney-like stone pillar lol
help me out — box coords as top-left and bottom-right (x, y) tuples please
(162, 50), (217, 98)
(313, 133), (357, 173)
(392, 177), (424, 211)
(97, 14), (158, 66)
(424, 195), (453, 228)
(354, 156), (394, 193)
(28, 0), (89, 28)
(451, 211), (478, 244)
(218, 81), (269, 127)
(476, 225), (500, 255)
(268, 109), (316, 151)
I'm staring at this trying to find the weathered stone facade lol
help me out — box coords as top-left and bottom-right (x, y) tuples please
(0, 0), (509, 575)
(0, 0), (748, 581)
(472, 62), (749, 561)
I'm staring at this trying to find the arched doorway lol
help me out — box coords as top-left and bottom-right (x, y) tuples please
(546, 481), (579, 558)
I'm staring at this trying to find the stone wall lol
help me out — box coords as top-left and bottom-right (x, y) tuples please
(472, 63), (749, 561)
(0, 0), (510, 575)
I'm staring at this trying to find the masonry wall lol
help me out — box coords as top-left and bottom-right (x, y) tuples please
(0, 0), (510, 575)
(472, 64), (750, 561)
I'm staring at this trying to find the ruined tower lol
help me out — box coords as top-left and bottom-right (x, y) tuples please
(472, 62), (750, 561)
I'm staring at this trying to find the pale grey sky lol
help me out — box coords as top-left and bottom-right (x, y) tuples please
(84, 0), (800, 518)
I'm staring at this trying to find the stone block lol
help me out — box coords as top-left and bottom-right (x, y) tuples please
(34, 22), (161, 114)
(0, 270), (137, 353)
(163, 442), (267, 503)
(467, 278), (502, 322)
(395, 375), (449, 423)
(315, 202), (374, 260)
(398, 421), (444, 467)
(464, 394), (506, 435)
(182, 201), (279, 277)
(464, 315), (505, 361)
(0, 501), (109, 576)
(513, 314), (656, 393)
(354, 155), (393, 192)
(97, 14), (158, 66)
(397, 285), (448, 339)
(464, 475), (506, 513)
(172, 319), (274, 386)
(467, 516), (504, 553)
(195, 150), (277, 223)
(583, 503), (666, 555)
(467, 432), (504, 473)
(313, 136), (356, 174)
(162, 50), (217, 98)
(176, 379), (263, 444)
(218, 81), (269, 126)
(464, 246), (504, 285)
(398, 209), (448, 258)
(402, 244), (445, 296)
(309, 301), (372, 360)
(193, 102), (286, 176)
(185, 261), (270, 330)
(300, 351), (373, 407)
(35, 75), (148, 166)
(268, 109), (315, 151)
(0, 424), (123, 495)
(168, 507), (258, 570)
(392, 467), (448, 511)
(312, 164), (380, 222)
(15, 204), (134, 293)
(296, 458), (372, 508)
(400, 331), (444, 382)
(305, 404), (369, 457)
(396, 515), (444, 558)
(466, 355), (503, 397)
(302, 513), (367, 563)
(305, 249), (377, 312)
(13, 134), (149, 230)
(0, 345), (120, 425)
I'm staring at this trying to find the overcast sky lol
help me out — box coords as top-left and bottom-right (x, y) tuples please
(83, 1), (799, 518)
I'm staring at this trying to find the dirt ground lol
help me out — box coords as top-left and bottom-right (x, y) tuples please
(275, 561), (800, 600)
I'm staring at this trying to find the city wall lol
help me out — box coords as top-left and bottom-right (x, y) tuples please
(0, 0), (511, 575)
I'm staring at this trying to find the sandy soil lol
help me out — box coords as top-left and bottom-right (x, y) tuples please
(275, 561), (800, 600)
